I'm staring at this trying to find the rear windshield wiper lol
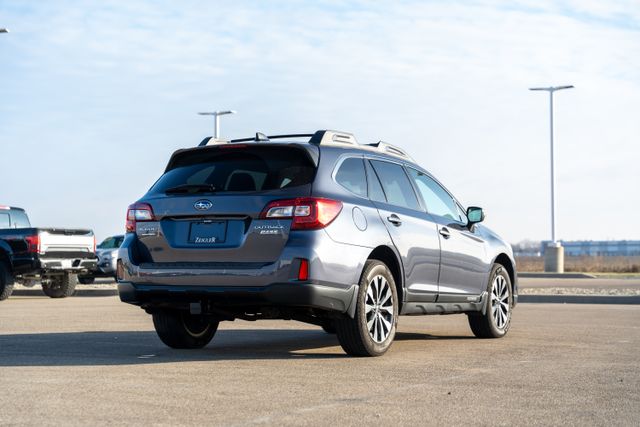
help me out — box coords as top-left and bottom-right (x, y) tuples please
(164, 184), (218, 194)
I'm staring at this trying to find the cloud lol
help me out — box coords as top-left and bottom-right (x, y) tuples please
(0, 0), (638, 242)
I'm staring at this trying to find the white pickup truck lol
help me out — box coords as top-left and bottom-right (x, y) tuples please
(0, 206), (97, 300)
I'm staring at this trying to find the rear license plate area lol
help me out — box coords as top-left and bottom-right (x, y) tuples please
(188, 221), (227, 244)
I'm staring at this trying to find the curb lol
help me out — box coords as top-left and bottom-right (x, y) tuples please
(519, 295), (640, 304)
(518, 272), (596, 279)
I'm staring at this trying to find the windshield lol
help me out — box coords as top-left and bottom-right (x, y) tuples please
(150, 146), (316, 194)
(98, 236), (124, 249)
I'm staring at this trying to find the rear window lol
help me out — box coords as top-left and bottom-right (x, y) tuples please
(150, 146), (316, 194)
(98, 236), (124, 249)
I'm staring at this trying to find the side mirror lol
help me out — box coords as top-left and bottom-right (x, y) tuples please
(467, 206), (484, 225)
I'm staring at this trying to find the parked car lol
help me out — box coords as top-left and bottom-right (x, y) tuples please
(117, 130), (517, 356)
(0, 206), (96, 300)
(78, 235), (124, 284)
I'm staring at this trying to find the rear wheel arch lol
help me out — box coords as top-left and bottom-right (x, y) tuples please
(367, 245), (404, 307)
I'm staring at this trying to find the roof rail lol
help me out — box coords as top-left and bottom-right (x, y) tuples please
(198, 137), (230, 146)
(367, 141), (414, 161)
(308, 130), (358, 147)
(230, 133), (314, 143)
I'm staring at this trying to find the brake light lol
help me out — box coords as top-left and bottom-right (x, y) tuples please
(93, 235), (96, 253)
(260, 198), (343, 230)
(126, 203), (155, 233)
(25, 234), (40, 254)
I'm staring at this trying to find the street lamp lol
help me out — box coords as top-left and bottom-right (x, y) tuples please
(197, 110), (236, 139)
(529, 85), (574, 272)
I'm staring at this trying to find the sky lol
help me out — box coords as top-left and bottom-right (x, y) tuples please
(1, 0), (639, 244)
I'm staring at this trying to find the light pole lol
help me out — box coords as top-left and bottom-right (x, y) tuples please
(529, 85), (574, 272)
(197, 110), (236, 139)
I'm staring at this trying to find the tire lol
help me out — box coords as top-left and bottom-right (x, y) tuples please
(0, 261), (14, 301)
(468, 263), (513, 338)
(335, 260), (398, 357)
(78, 276), (95, 285)
(321, 320), (336, 334)
(41, 273), (77, 298)
(152, 310), (219, 349)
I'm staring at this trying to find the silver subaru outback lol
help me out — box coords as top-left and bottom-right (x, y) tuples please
(118, 130), (517, 356)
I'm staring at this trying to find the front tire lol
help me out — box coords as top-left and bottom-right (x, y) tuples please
(42, 273), (77, 298)
(0, 261), (14, 301)
(336, 260), (398, 357)
(468, 264), (513, 338)
(152, 310), (219, 349)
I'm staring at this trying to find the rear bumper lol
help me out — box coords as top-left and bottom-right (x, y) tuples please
(118, 281), (357, 315)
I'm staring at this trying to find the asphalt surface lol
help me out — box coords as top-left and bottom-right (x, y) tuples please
(1, 295), (638, 426)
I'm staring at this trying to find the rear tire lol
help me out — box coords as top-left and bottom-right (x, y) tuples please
(0, 261), (14, 301)
(42, 273), (77, 298)
(152, 310), (219, 349)
(321, 320), (336, 334)
(335, 260), (398, 357)
(78, 276), (95, 285)
(468, 263), (512, 338)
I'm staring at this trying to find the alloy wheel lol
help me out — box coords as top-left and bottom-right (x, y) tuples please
(365, 275), (394, 343)
(491, 274), (510, 330)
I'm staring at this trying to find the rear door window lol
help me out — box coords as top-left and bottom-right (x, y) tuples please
(369, 160), (420, 210)
(335, 157), (367, 197)
(8, 210), (30, 228)
(150, 146), (316, 194)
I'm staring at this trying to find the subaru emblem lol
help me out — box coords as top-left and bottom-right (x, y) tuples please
(194, 200), (213, 211)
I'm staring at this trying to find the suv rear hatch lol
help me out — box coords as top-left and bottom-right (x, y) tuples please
(131, 144), (318, 265)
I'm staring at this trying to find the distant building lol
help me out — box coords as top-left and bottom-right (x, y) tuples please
(540, 240), (640, 257)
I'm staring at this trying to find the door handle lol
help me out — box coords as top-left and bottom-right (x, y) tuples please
(439, 226), (451, 239)
(387, 214), (402, 226)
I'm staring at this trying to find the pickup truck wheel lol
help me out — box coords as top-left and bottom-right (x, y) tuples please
(0, 262), (14, 301)
(468, 263), (512, 338)
(335, 260), (398, 357)
(152, 310), (219, 349)
(42, 273), (78, 298)
(78, 276), (95, 285)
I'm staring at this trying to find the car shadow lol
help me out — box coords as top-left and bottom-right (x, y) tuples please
(0, 328), (476, 367)
(0, 329), (345, 366)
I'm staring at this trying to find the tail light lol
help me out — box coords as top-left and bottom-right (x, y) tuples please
(25, 234), (40, 254)
(126, 203), (155, 233)
(93, 235), (96, 253)
(260, 198), (343, 230)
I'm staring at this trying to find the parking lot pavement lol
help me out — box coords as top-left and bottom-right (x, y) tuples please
(1, 296), (638, 426)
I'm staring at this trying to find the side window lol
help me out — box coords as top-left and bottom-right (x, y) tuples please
(365, 160), (386, 203)
(0, 213), (9, 229)
(8, 210), (30, 228)
(370, 160), (420, 210)
(455, 203), (469, 226)
(408, 168), (463, 222)
(335, 158), (367, 197)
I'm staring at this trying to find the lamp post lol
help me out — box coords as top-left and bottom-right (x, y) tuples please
(197, 110), (236, 139)
(529, 85), (574, 272)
